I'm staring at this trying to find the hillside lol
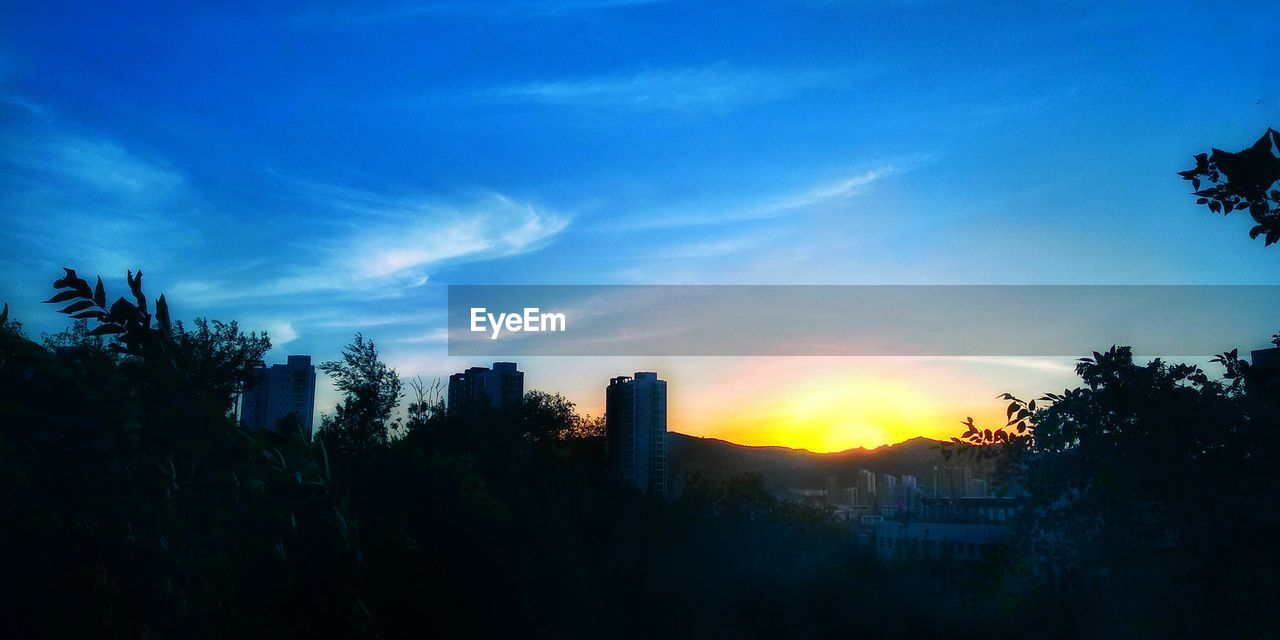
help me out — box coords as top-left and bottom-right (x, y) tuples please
(667, 432), (988, 494)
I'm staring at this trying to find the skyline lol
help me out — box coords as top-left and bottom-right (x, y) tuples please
(3, 0), (1280, 451)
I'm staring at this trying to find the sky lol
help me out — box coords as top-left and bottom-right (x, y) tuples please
(1, 0), (1278, 452)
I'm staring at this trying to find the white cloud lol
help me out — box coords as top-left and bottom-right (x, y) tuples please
(293, 0), (669, 26)
(0, 119), (202, 276)
(1, 94), (48, 117)
(352, 194), (567, 279)
(486, 64), (842, 112)
(615, 167), (894, 230)
(770, 170), (887, 210)
(388, 328), (450, 344)
(170, 183), (569, 308)
(256, 320), (299, 346)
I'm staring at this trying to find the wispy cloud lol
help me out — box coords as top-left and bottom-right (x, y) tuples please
(172, 181), (570, 305)
(389, 328), (450, 345)
(1, 94), (49, 117)
(293, 0), (669, 26)
(485, 64), (844, 112)
(0, 112), (202, 274)
(247, 319), (300, 347)
(350, 193), (568, 279)
(615, 167), (894, 230)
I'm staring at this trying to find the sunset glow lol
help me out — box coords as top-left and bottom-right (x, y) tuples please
(701, 376), (981, 452)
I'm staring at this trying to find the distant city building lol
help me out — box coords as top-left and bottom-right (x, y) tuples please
(606, 372), (668, 495)
(932, 465), (973, 499)
(856, 470), (877, 506)
(1252, 347), (1279, 370)
(875, 520), (1007, 561)
(240, 355), (317, 437)
(447, 362), (524, 413)
(879, 474), (899, 506)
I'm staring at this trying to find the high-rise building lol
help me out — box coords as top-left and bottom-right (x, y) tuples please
(240, 355), (317, 437)
(1253, 347), (1279, 370)
(857, 470), (877, 506)
(447, 362), (524, 413)
(932, 465), (973, 499)
(879, 474), (898, 505)
(606, 372), (668, 495)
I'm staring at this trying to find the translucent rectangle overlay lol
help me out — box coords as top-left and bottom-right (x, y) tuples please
(447, 285), (1280, 356)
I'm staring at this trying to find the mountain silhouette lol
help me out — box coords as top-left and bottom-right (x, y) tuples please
(668, 433), (987, 494)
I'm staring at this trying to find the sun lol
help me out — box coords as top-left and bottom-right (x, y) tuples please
(707, 374), (959, 452)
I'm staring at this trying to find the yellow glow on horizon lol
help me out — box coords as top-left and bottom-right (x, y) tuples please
(686, 372), (991, 453)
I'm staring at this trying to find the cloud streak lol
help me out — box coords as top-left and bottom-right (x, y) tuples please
(350, 193), (568, 279)
(486, 64), (844, 112)
(172, 181), (570, 306)
(0, 116), (202, 275)
(612, 167), (894, 230)
(293, 0), (669, 26)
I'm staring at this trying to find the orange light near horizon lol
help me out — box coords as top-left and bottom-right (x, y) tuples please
(690, 373), (989, 453)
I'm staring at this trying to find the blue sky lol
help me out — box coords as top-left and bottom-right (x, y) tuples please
(2, 0), (1278, 449)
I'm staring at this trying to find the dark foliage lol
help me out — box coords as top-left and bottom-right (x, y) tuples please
(316, 334), (403, 457)
(1179, 128), (1280, 245)
(951, 344), (1280, 637)
(1, 269), (1018, 639)
(2, 270), (366, 637)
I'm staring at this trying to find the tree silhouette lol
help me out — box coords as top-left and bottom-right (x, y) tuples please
(950, 343), (1280, 636)
(2, 268), (366, 637)
(170, 318), (271, 412)
(520, 390), (604, 445)
(1179, 128), (1280, 244)
(317, 333), (403, 456)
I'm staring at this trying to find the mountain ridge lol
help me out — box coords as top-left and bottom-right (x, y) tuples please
(666, 431), (983, 494)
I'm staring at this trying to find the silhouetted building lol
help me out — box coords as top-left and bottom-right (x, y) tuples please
(447, 362), (524, 413)
(932, 465), (973, 499)
(606, 372), (668, 495)
(1253, 347), (1279, 370)
(879, 474), (898, 506)
(875, 521), (1007, 561)
(241, 355), (317, 437)
(856, 469), (877, 506)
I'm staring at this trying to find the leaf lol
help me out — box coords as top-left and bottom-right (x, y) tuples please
(59, 300), (96, 315)
(53, 268), (78, 289)
(44, 290), (82, 304)
(156, 294), (171, 331)
(128, 269), (147, 312)
(0, 303), (7, 324)
(108, 297), (137, 323)
(71, 310), (107, 320)
(93, 277), (106, 308)
(88, 324), (126, 336)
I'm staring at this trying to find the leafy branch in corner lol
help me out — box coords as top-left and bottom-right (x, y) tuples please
(1179, 128), (1280, 245)
(44, 268), (171, 356)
